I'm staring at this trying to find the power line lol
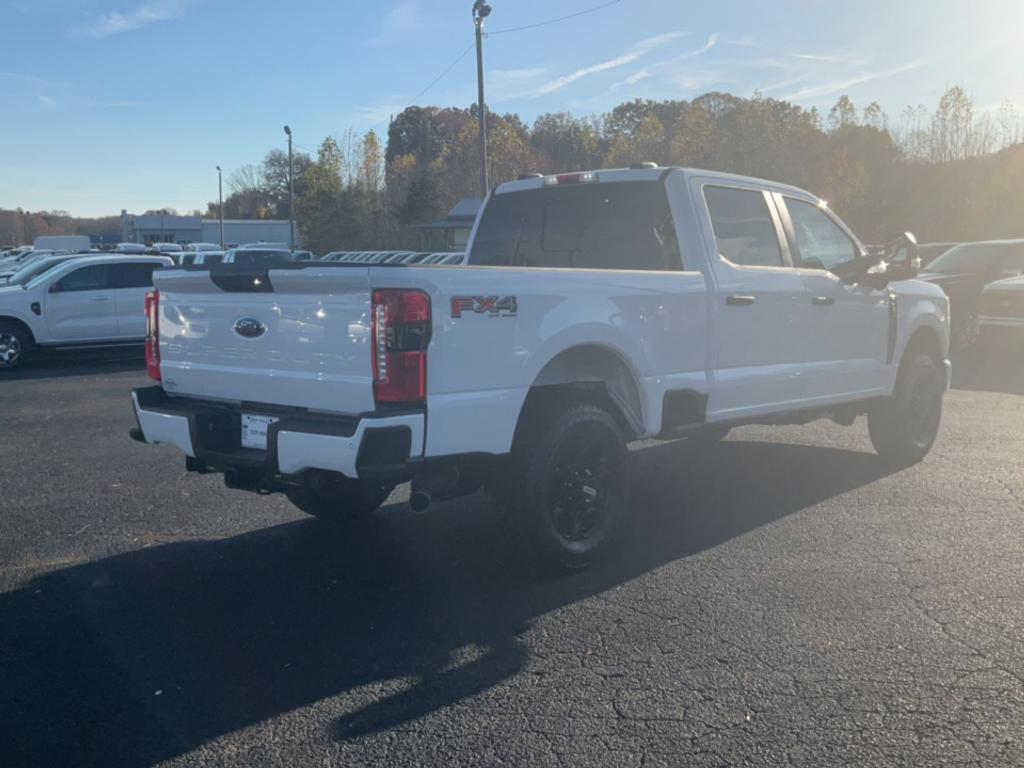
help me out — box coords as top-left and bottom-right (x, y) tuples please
(407, 42), (476, 106)
(368, 0), (622, 131)
(487, 0), (621, 36)
(369, 42), (475, 131)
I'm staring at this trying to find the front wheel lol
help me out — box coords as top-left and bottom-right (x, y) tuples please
(286, 477), (395, 525)
(0, 322), (31, 371)
(868, 353), (944, 466)
(510, 402), (628, 572)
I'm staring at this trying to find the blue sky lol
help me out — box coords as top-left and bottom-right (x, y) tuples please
(2, 0), (1022, 216)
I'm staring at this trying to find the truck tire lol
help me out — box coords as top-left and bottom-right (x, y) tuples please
(867, 352), (944, 466)
(0, 322), (31, 371)
(286, 479), (395, 524)
(510, 402), (628, 572)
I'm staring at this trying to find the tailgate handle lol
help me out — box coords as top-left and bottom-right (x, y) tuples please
(726, 294), (756, 306)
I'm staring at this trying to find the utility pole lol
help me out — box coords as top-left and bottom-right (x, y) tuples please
(216, 166), (224, 248)
(284, 125), (294, 251)
(472, 1), (492, 197)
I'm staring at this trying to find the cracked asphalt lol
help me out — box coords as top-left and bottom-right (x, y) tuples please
(1, 347), (1023, 767)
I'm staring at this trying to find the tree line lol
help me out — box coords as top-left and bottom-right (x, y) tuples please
(4, 85), (1022, 251)
(215, 85), (1024, 253)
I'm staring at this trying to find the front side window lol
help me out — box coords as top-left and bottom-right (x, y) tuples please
(55, 264), (110, 292)
(785, 199), (858, 270)
(703, 186), (783, 267)
(471, 181), (681, 271)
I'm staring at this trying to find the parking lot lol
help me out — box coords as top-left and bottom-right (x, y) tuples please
(1, 348), (1023, 767)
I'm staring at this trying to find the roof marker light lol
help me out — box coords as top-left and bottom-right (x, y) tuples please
(543, 172), (598, 186)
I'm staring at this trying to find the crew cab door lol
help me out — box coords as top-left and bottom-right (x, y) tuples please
(112, 261), (161, 339)
(697, 182), (812, 419)
(44, 263), (119, 341)
(777, 195), (890, 400)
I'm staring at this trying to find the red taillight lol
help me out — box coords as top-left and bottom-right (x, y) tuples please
(371, 289), (431, 405)
(145, 289), (161, 381)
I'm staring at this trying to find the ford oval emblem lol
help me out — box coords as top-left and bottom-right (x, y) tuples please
(233, 317), (266, 339)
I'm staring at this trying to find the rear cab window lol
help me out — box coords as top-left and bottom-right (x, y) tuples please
(470, 181), (682, 271)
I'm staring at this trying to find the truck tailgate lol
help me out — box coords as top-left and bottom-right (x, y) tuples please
(154, 266), (375, 414)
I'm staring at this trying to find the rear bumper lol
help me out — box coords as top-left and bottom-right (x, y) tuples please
(131, 386), (424, 482)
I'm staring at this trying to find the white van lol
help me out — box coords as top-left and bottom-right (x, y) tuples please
(33, 235), (91, 252)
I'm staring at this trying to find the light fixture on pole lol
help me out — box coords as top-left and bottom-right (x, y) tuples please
(472, 0), (491, 197)
(283, 125), (294, 252)
(216, 165), (224, 249)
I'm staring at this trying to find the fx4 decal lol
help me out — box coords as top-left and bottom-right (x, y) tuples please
(451, 295), (518, 318)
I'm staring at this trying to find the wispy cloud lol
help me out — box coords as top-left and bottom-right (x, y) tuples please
(678, 33), (719, 60)
(0, 71), (70, 88)
(782, 61), (923, 101)
(613, 69), (651, 89)
(370, 2), (420, 46)
(790, 53), (847, 63)
(531, 31), (684, 98)
(36, 93), (57, 109)
(71, 0), (195, 38)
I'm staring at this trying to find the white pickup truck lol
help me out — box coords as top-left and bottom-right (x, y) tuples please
(131, 166), (950, 569)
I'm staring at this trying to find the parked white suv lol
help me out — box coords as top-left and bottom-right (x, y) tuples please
(131, 166), (949, 570)
(0, 254), (173, 370)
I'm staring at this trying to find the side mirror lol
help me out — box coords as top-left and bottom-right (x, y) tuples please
(882, 232), (920, 281)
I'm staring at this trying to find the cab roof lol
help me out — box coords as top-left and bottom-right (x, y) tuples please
(493, 166), (819, 202)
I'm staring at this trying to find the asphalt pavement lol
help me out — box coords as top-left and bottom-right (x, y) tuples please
(1, 345), (1023, 767)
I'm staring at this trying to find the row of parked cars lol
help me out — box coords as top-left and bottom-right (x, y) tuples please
(0, 244), (468, 370)
(913, 239), (1024, 347)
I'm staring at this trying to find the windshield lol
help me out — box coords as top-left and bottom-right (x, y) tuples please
(7, 257), (75, 286)
(926, 243), (1008, 274)
(226, 249), (293, 265)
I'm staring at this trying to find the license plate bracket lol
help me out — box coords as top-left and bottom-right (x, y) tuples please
(241, 413), (279, 450)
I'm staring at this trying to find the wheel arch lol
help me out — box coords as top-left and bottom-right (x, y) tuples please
(900, 324), (943, 365)
(514, 343), (645, 444)
(0, 314), (37, 346)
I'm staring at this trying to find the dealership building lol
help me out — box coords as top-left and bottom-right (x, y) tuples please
(120, 211), (299, 247)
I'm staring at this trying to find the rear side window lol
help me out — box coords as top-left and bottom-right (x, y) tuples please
(703, 186), (783, 267)
(113, 262), (160, 288)
(471, 182), (681, 271)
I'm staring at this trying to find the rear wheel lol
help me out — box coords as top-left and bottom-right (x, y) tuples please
(0, 322), (31, 371)
(868, 352), (944, 465)
(509, 402), (628, 572)
(286, 477), (395, 525)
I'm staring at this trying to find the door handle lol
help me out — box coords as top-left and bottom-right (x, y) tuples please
(811, 296), (836, 306)
(725, 294), (756, 306)
(92, 296), (110, 302)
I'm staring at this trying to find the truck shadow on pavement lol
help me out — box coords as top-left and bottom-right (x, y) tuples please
(951, 341), (1024, 396)
(1, 438), (897, 768)
(0, 348), (144, 381)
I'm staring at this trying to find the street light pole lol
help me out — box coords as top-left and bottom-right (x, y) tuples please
(472, 1), (492, 197)
(284, 125), (294, 251)
(216, 165), (224, 249)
